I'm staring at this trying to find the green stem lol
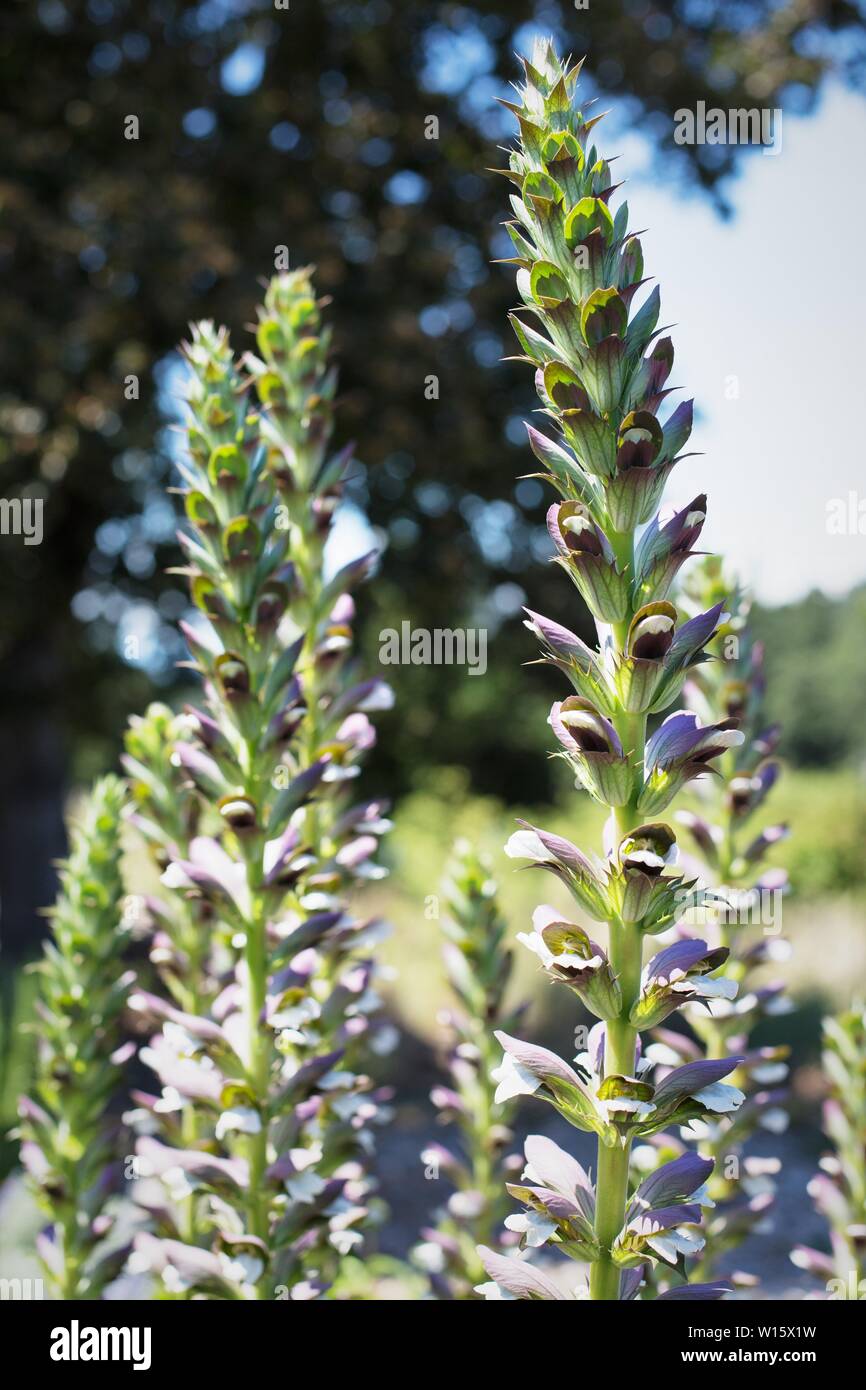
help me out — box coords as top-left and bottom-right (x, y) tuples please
(243, 901), (269, 1296)
(59, 1202), (82, 1300)
(592, 839), (644, 1299)
(589, 1141), (631, 1300)
(239, 721), (271, 1291)
(589, 521), (646, 1300)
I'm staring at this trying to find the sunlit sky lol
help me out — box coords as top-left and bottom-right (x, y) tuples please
(618, 83), (866, 604)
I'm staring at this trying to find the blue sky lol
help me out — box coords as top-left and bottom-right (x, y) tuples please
(618, 83), (866, 605)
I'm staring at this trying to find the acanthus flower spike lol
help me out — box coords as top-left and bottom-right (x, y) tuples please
(19, 776), (133, 1300)
(792, 1005), (866, 1300)
(476, 36), (745, 1300)
(639, 556), (794, 1292)
(124, 272), (392, 1300)
(413, 842), (526, 1298)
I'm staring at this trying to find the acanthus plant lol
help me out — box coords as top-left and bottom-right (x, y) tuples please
(122, 702), (223, 1262)
(19, 776), (135, 1299)
(123, 704), (215, 1023)
(125, 270), (394, 1300)
(476, 40), (747, 1302)
(638, 556), (792, 1291)
(792, 1006), (866, 1300)
(413, 840), (525, 1297)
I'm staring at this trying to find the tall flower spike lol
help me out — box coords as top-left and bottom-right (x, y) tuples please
(413, 841), (525, 1298)
(478, 40), (744, 1302)
(128, 276), (391, 1300)
(19, 776), (133, 1299)
(636, 557), (791, 1292)
(244, 270), (395, 1289)
(791, 1006), (866, 1300)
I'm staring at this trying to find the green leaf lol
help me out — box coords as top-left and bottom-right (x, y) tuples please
(560, 408), (617, 477)
(223, 515), (260, 567)
(581, 287), (628, 346)
(564, 197), (614, 249)
(530, 260), (570, 307)
(542, 361), (590, 411)
(509, 312), (559, 365)
(627, 284), (662, 355)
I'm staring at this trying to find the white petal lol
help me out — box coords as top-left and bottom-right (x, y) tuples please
(694, 1081), (745, 1113)
(474, 1280), (516, 1301)
(504, 830), (549, 861)
(516, 931), (553, 966)
(492, 1053), (541, 1103)
(215, 1106), (262, 1140)
(504, 1211), (558, 1248)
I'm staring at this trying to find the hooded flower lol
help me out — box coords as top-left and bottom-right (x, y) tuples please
(633, 495), (708, 605)
(492, 1029), (744, 1149)
(547, 500), (630, 622)
(612, 601), (724, 715)
(518, 905), (622, 1021)
(161, 835), (252, 920)
(504, 1134), (600, 1261)
(639, 711), (744, 815)
(629, 939), (736, 1029)
(549, 696), (632, 805)
(523, 607), (615, 713)
(606, 822), (704, 932)
(505, 821), (610, 921)
(475, 1246), (577, 1300)
(491, 1031), (606, 1138)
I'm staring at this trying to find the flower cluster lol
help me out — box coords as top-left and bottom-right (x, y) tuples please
(642, 557), (791, 1288)
(413, 841), (524, 1297)
(792, 1007), (866, 1299)
(125, 271), (392, 1299)
(477, 39), (745, 1301)
(479, 1133), (728, 1301)
(19, 776), (134, 1299)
